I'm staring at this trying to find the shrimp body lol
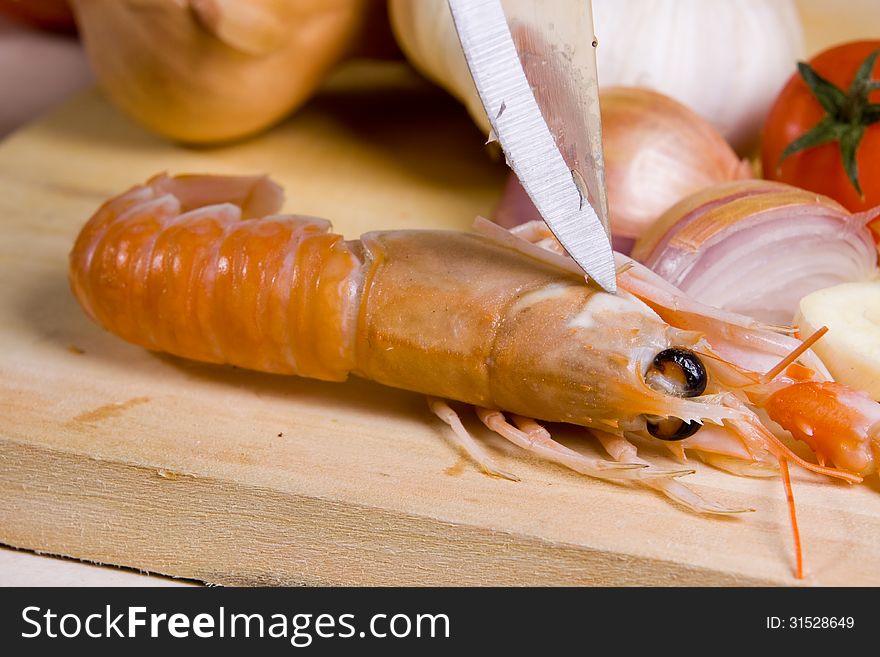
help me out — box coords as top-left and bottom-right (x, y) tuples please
(70, 173), (716, 432)
(356, 229), (708, 429)
(70, 174), (880, 576)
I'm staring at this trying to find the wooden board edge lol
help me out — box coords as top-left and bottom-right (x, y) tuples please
(0, 435), (770, 586)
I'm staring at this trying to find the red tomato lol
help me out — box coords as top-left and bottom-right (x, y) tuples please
(762, 40), (880, 213)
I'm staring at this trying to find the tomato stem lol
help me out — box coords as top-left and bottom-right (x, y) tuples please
(777, 48), (880, 198)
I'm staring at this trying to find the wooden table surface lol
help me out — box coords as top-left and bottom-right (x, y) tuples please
(1, 61), (879, 586)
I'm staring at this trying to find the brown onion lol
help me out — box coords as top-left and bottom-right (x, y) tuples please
(631, 180), (879, 325)
(69, 0), (394, 144)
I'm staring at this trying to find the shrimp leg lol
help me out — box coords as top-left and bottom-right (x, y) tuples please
(477, 409), (689, 483)
(427, 397), (520, 481)
(593, 430), (754, 515)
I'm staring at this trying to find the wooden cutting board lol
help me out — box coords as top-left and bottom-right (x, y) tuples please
(1, 61), (878, 586)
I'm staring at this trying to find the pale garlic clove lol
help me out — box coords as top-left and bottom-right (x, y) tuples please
(796, 282), (880, 401)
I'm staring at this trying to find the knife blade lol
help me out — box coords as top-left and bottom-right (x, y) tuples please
(447, 0), (616, 293)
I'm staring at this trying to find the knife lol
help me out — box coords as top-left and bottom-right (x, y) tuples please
(447, 0), (616, 293)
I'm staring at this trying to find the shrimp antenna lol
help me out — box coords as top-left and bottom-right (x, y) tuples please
(615, 261), (635, 276)
(778, 457), (804, 579)
(761, 326), (829, 383)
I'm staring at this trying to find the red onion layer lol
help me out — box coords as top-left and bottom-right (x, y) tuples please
(631, 180), (879, 325)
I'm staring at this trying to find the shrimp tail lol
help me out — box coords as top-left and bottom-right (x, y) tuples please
(69, 173), (364, 382)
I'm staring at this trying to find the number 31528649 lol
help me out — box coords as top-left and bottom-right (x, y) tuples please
(767, 617), (855, 629)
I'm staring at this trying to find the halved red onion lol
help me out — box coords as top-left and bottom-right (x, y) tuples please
(631, 180), (879, 325)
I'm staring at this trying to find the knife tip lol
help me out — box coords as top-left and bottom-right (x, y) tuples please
(593, 272), (618, 295)
(578, 254), (617, 294)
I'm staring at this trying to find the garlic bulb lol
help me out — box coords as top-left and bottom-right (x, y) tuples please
(591, 1), (804, 152)
(389, 0), (805, 151)
(494, 87), (751, 253)
(631, 180), (879, 325)
(390, 0), (489, 133)
(70, 0), (388, 144)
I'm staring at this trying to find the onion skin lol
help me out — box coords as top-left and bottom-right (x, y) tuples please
(494, 87), (751, 254)
(600, 88), (752, 242)
(631, 180), (879, 325)
(69, 0), (394, 144)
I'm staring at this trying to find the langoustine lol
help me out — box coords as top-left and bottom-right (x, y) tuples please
(69, 173), (880, 577)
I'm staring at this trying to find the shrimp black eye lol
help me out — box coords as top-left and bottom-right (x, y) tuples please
(646, 347), (707, 398)
(646, 416), (701, 441)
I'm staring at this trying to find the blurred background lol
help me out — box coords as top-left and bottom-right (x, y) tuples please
(2, 0), (878, 142)
(0, 3), (90, 137)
